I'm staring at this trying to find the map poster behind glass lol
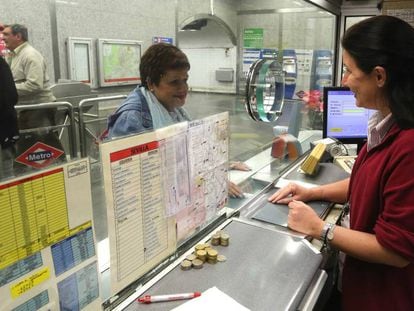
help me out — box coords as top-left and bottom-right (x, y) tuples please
(97, 39), (141, 87)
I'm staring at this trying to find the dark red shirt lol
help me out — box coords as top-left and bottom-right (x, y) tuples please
(343, 123), (414, 310)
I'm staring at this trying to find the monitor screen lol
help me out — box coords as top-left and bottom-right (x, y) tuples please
(323, 87), (374, 145)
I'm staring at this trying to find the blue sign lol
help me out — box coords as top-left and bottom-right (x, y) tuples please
(152, 36), (173, 44)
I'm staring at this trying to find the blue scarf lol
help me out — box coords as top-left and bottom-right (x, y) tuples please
(140, 87), (191, 129)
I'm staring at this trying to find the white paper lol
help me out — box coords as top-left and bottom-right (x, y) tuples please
(171, 286), (250, 311)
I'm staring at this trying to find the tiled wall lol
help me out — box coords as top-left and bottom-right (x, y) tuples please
(1, 0), (176, 83)
(1, 0), (337, 93)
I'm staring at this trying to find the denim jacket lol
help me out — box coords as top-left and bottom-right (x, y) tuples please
(107, 86), (153, 139)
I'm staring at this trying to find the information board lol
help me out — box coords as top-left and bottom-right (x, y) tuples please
(100, 113), (229, 295)
(0, 159), (101, 311)
(243, 28), (263, 48)
(67, 37), (95, 87)
(97, 39), (141, 87)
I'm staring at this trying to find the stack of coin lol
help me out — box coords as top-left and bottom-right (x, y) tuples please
(196, 249), (207, 262)
(210, 233), (221, 246)
(192, 258), (204, 269)
(195, 244), (206, 252)
(220, 232), (230, 246)
(180, 236), (230, 271)
(186, 254), (197, 261)
(206, 249), (218, 264)
(180, 259), (192, 271)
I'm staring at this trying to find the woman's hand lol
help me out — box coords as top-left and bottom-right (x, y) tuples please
(228, 181), (244, 198)
(287, 200), (324, 237)
(268, 183), (313, 204)
(229, 161), (251, 171)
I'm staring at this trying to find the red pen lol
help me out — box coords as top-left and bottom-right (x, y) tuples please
(138, 292), (201, 304)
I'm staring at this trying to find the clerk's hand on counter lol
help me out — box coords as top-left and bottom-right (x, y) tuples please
(268, 182), (313, 204)
(229, 161), (251, 171)
(269, 183), (324, 236)
(228, 181), (244, 198)
(287, 200), (324, 236)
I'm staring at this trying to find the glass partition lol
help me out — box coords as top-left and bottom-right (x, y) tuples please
(90, 2), (337, 307)
(0, 1), (339, 310)
(178, 0), (337, 209)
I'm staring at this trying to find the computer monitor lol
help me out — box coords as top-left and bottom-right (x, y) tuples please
(323, 86), (374, 152)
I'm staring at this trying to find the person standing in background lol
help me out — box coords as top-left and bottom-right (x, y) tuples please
(2, 24), (65, 163)
(0, 55), (19, 179)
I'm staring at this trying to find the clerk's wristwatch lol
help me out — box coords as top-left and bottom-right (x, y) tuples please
(320, 222), (336, 248)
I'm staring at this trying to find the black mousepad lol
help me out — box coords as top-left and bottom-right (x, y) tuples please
(252, 193), (331, 227)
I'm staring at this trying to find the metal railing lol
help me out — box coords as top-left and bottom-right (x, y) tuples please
(14, 102), (77, 158)
(78, 95), (127, 157)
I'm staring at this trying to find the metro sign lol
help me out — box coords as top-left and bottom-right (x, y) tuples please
(16, 142), (64, 169)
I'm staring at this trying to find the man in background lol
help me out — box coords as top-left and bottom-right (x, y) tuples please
(2, 24), (65, 164)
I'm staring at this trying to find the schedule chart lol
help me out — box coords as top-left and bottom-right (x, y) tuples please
(0, 168), (70, 270)
(109, 141), (171, 281)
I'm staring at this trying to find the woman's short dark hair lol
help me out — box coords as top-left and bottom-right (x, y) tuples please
(342, 15), (414, 128)
(140, 43), (190, 89)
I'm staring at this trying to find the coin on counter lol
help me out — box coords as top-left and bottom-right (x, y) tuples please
(211, 234), (221, 246)
(195, 244), (206, 251)
(180, 259), (192, 270)
(220, 232), (230, 239)
(217, 254), (227, 262)
(192, 258), (204, 269)
(186, 254), (197, 261)
(207, 249), (218, 257)
(220, 233), (230, 246)
(196, 249), (207, 261)
(206, 249), (218, 264)
(207, 258), (217, 264)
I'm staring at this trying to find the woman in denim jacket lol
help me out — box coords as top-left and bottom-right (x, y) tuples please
(107, 43), (248, 197)
(108, 43), (191, 138)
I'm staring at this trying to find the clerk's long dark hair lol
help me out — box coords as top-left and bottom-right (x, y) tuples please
(342, 15), (414, 128)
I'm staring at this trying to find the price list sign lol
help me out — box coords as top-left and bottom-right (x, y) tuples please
(0, 169), (69, 270)
(102, 139), (176, 292)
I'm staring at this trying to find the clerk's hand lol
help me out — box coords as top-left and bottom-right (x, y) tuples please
(228, 181), (244, 198)
(287, 200), (324, 237)
(268, 183), (312, 204)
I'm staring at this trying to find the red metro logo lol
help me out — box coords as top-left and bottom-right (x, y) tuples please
(16, 142), (64, 169)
